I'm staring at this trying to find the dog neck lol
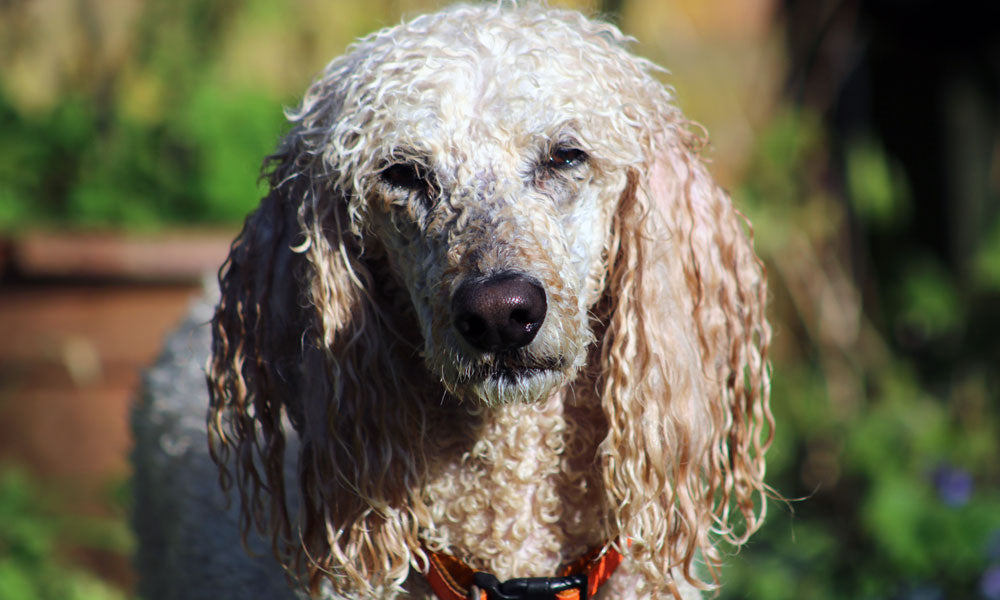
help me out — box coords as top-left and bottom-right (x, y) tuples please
(419, 386), (609, 580)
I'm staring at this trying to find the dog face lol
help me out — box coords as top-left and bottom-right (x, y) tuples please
(322, 13), (648, 404)
(209, 5), (772, 595)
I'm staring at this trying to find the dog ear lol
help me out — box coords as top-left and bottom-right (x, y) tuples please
(596, 133), (772, 592)
(207, 147), (306, 555)
(208, 136), (430, 594)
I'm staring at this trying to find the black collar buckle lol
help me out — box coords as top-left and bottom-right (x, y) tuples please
(472, 571), (588, 600)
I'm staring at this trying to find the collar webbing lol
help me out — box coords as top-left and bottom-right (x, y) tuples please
(423, 543), (623, 600)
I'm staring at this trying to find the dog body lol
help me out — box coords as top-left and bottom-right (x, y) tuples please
(134, 4), (771, 599)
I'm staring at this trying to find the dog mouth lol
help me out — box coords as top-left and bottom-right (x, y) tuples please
(455, 352), (568, 387)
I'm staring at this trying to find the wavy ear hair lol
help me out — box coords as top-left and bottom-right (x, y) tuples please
(593, 123), (773, 593)
(207, 98), (435, 595)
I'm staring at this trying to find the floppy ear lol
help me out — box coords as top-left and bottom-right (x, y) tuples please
(207, 147), (306, 551)
(596, 131), (772, 593)
(207, 132), (434, 594)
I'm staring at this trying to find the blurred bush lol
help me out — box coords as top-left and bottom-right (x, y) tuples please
(0, 85), (287, 229)
(721, 110), (1000, 600)
(0, 468), (129, 600)
(0, 0), (409, 231)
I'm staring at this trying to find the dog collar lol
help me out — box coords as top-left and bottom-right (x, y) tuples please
(423, 543), (623, 600)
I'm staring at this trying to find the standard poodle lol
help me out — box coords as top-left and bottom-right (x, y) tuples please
(133, 3), (772, 599)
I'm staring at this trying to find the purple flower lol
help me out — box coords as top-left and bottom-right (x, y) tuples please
(932, 465), (973, 507)
(980, 565), (1000, 600)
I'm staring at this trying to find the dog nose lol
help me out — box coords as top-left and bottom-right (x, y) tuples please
(452, 273), (547, 352)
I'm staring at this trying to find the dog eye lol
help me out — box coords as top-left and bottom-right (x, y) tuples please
(545, 147), (588, 170)
(380, 162), (435, 193)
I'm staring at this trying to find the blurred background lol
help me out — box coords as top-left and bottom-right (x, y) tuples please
(0, 0), (998, 598)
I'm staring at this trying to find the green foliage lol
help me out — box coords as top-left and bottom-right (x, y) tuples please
(722, 110), (1000, 599)
(736, 109), (829, 252)
(0, 94), (96, 229)
(0, 0), (290, 232)
(892, 259), (963, 341)
(845, 137), (910, 228)
(0, 81), (282, 231)
(974, 216), (1000, 291)
(0, 468), (128, 600)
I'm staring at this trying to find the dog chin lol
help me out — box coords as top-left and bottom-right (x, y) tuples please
(463, 368), (567, 406)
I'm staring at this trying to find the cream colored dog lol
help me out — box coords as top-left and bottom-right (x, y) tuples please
(143, 3), (772, 599)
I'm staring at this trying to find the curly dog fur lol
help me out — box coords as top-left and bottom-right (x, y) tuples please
(139, 3), (772, 599)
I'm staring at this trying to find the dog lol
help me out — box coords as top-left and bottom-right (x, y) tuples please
(133, 3), (772, 599)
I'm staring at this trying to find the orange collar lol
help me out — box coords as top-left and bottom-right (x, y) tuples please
(423, 544), (623, 600)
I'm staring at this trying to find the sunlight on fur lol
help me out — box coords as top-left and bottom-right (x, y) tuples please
(206, 3), (773, 598)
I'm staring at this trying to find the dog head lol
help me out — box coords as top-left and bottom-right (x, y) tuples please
(279, 7), (677, 406)
(208, 4), (771, 596)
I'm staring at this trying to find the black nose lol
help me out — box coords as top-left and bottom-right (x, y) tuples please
(452, 272), (547, 353)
